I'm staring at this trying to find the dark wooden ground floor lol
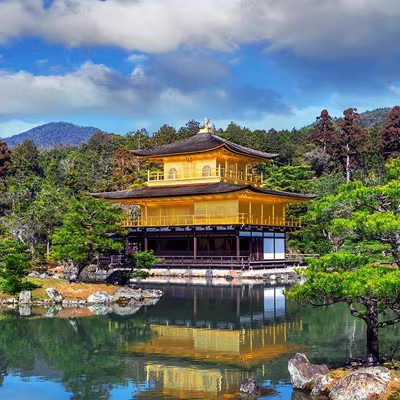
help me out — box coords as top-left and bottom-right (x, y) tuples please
(127, 225), (297, 267)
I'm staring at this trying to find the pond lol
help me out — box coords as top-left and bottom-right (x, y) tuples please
(0, 282), (399, 399)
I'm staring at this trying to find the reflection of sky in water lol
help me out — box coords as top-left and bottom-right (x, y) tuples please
(1, 375), (72, 400)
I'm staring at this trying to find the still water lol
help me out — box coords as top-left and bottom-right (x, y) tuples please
(0, 283), (399, 400)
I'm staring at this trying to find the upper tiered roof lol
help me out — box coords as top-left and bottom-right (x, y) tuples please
(131, 132), (278, 161)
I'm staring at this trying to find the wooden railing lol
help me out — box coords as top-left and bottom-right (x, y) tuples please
(122, 213), (301, 228)
(147, 167), (263, 185)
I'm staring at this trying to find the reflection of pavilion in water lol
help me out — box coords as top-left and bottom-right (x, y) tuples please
(120, 284), (303, 399)
(140, 283), (289, 329)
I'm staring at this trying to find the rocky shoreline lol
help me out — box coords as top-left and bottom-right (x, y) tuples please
(288, 353), (400, 400)
(1, 286), (163, 317)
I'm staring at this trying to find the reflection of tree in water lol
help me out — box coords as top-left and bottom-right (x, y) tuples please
(0, 313), (152, 400)
(0, 350), (7, 387)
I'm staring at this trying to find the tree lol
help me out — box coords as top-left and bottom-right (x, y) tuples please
(260, 164), (315, 194)
(51, 197), (124, 269)
(334, 108), (370, 183)
(311, 109), (336, 152)
(0, 239), (36, 294)
(0, 140), (11, 181)
(126, 129), (152, 150)
(112, 146), (140, 190)
(11, 140), (43, 178)
(152, 124), (178, 147)
(177, 120), (200, 139)
(286, 253), (400, 365)
(380, 105), (400, 157)
(287, 159), (400, 365)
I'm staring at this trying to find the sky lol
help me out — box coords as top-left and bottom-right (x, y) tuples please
(0, 0), (400, 137)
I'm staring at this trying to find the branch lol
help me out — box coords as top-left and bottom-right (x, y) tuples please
(348, 302), (367, 321)
(378, 317), (400, 328)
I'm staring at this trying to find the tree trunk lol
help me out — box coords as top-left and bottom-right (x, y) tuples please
(366, 300), (380, 365)
(346, 143), (351, 183)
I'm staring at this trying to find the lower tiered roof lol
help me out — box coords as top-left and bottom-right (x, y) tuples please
(91, 182), (314, 201)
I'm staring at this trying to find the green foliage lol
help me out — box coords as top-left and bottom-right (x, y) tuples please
(261, 164), (315, 193)
(287, 253), (400, 311)
(126, 251), (159, 278)
(0, 239), (37, 294)
(51, 197), (123, 266)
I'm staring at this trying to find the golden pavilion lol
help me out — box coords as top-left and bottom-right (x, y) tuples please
(93, 120), (313, 268)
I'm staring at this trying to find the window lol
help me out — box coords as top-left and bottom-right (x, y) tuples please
(202, 165), (212, 177)
(168, 168), (177, 179)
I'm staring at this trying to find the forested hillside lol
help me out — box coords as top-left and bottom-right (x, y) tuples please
(2, 122), (102, 147)
(0, 107), (399, 268)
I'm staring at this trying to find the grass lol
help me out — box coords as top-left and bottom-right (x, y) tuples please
(0, 278), (117, 301)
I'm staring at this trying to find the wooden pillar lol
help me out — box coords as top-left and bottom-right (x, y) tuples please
(272, 204), (275, 225)
(144, 236), (148, 252)
(193, 236), (197, 259)
(261, 203), (264, 225)
(236, 235), (240, 260)
(249, 202), (252, 225)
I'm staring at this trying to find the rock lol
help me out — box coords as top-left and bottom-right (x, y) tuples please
(311, 374), (334, 396)
(288, 353), (329, 390)
(112, 287), (142, 303)
(87, 291), (113, 304)
(64, 265), (79, 281)
(105, 270), (130, 285)
(28, 271), (40, 278)
(45, 288), (64, 304)
(142, 289), (163, 299)
(39, 272), (50, 279)
(239, 377), (261, 395)
(19, 291), (31, 304)
(329, 366), (391, 400)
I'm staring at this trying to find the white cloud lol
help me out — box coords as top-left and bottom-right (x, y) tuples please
(0, 120), (47, 138)
(127, 54), (147, 64)
(1, 0), (400, 58)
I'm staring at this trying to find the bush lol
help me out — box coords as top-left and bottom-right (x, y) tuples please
(0, 240), (38, 294)
(127, 251), (159, 279)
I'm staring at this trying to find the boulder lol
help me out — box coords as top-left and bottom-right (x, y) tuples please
(28, 271), (40, 278)
(329, 367), (391, 400)
(45, 288), (64, 303)
(239, 377), (261, 395)
(142, 289), (163, 299)
(87, 291), (113, 304)
(105, 270), (130, 286)
(310, 374), (334, 396)
(39, 273), (50, 279)
(288, 353), (329, 390)
(112, 287), (142, 303)
(64, 265), (79, 281)
(19, 291), (31, 304)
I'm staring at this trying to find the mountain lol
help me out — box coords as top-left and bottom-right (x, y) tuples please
(2, 122), (103, 147)
(359, 107), (391, 128)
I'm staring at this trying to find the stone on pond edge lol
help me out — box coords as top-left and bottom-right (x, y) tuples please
(288, 353), (399, 399)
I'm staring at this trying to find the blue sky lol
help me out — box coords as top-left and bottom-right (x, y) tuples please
(0, 0), (400, 137)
